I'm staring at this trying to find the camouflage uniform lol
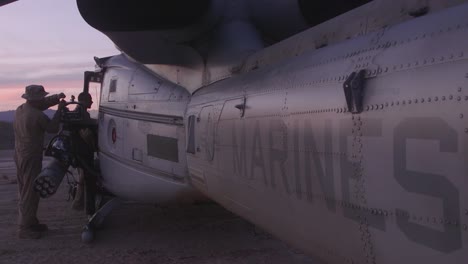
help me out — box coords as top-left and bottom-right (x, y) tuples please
(71, 101), (98, 215)
(14, 85), (64, 238)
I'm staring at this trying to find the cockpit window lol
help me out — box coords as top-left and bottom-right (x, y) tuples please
(109, 79), (117, 93)
(108, 78), (117, 102)
(186, 115), (196, 154)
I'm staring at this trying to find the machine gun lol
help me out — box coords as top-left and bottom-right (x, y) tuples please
(33, 95), (98, 199)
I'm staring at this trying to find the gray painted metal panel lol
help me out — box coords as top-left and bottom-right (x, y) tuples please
(147, 134), (179, 163)
(185, 2), (468, 263)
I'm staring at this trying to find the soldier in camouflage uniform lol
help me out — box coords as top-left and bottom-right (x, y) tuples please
(14, 85), (66, 239)
(71, 92), (98, 216)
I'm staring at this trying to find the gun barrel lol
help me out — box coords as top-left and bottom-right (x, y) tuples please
(34, 158), (69, 198)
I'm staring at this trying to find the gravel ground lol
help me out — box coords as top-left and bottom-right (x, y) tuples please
(0, 150), (320, 264)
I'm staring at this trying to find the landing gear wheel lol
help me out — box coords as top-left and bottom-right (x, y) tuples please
(93, 213), (105, 230)
(79, 198), (121, 244)
(81, 224), (94, 243)
(93, 193), (104, 229)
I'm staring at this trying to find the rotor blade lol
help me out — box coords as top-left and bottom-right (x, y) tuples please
(0, 0), (17, 8)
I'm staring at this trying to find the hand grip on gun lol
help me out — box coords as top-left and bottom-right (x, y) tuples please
(60, 96), (85, 123)
(58, 99), (67, 110)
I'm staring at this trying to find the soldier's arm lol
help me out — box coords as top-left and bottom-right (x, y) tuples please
(45, 110), (62, 133)
(39, 110), (61, 134)
(81, 110), (97, 126)
(40, 100), (65, 133)
(43, 93), (66, 108)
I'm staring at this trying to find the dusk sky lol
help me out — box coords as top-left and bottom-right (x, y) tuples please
(0, 0), (118, 111)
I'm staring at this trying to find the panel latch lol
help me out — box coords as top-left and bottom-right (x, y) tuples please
(343, 69), (366, 114)
(234, 97), (247, 118)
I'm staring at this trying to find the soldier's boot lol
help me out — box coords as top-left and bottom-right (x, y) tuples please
(72, 183), (84, 211)
(31, 223), (48, 232)
(18, 228), (42, 239)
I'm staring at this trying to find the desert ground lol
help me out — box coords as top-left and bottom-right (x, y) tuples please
(0, 150), (320, 264)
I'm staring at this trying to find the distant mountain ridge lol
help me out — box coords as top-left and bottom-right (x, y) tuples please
(0, 109), (98, 123)
(0, 122), (14, 150)
(0, 108), (98, 150)
(0, 109), (56, 123)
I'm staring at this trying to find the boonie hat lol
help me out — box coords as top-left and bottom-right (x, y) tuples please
(21, 85), (49, 101)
